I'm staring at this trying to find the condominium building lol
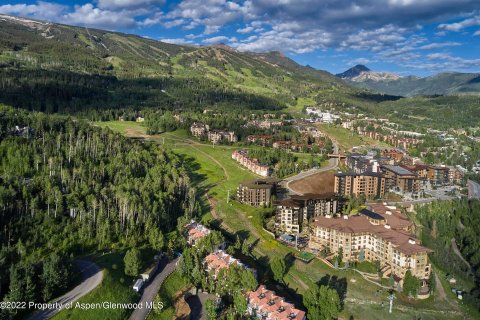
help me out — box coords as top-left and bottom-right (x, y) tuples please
(246, 285), (306, 320)
(382, 149), (405, 163)
(346, 153), (379, 173)
(232, 150), (271, 177)
(208, 129), (237, 143)
(310, 214), (431, 282)
(185, 220), (211, 246)
(275, 193), (342, 233)
(204, 250), (255, 278)
(190, 122), (209, 137)
(381, 165), (422, 194)
(426, 166), (450, 186)
(237, 179), (277, 207)
(334, 172), (385, 198)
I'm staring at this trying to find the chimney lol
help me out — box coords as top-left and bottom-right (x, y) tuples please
(343, 215), (349, 220)
(325, 214), (332, 219)
(385, 211), (392, 215)
(408, 238), (416, 245)
(384, 224), (391, 229)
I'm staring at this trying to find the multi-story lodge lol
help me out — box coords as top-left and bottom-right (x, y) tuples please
(381, 165), (422, 194)
(237, 179), (277, 207)
(382, 149), (405, 163)
(246, 285), (306, 320)
(426, 165), (450, 186)
(190, 122), (209, 137)
(207, 129), (237, 143)
(346, 153), (380, 173)
(334, 172), (385, 198)
(185, 220), (211, 246)
(275, 193), (342, 233)
(310, 214), (431, 282)
(232, 150), (271, 177)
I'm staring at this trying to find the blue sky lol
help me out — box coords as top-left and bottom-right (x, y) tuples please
(0, 0), (479, 76)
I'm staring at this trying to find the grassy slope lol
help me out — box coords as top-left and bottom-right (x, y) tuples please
(53, 252), (137, 320)
(97, 122), (468, 320)
(318, 124), (390, 152)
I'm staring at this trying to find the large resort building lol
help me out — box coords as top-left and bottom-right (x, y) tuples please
(246, 285), (306, 320)
(334, 172), (386, 198)
(310, 209), (431, 282)
(237, 179), (277, 207)
(381, 165), (422, 194)
(275, 193), (342, 233)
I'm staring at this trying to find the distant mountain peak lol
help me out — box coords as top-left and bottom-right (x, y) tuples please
(336, 65), (401, 82)
(336, 65), (370, 79)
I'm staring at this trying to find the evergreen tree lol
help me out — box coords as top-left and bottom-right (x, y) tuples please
(124, 248), (142, 277)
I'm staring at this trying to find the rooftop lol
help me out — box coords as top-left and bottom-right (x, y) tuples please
(381, 165), (415, 176)
(247, 285), (306, 320)
(312, 215), (431, 255)
(359, 208), (385, 221)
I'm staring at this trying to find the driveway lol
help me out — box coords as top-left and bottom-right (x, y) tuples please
(28, 259), (103, 320)
(128, 257), (179, 320)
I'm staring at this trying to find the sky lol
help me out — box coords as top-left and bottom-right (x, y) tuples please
(0, 0), (479, 76)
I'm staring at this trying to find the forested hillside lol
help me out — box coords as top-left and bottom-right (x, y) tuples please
(0, 14), (382, 116)
(0, 105), (196, 317)
(417, 200), (480, 310)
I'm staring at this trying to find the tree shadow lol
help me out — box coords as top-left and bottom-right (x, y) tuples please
(318, 274), (348, 308)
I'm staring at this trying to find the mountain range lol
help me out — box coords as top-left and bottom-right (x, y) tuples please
(337, 64), (480, 97)
(0, 13), (478, 120)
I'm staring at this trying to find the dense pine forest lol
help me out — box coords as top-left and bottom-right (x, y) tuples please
(417, 200), (480, 310)
(0, 106), (196, 317)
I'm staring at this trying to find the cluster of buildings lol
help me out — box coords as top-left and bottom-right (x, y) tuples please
(190, 122), (237, 143)
(232, 150), (271, 177)
(275, 193), (342, 233)
(305, 108), (340, 124)
(184, 221), (305, 319)
(237, 179), (277, 207)
(246, 119), (283, 129)
(335, 149), (465, 198)
(309, 203), (431, 284)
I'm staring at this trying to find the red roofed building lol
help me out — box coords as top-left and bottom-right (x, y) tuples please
(204, 250), (255, 278)
(185, 220), (211, 246)
(246, 285), (306, 320)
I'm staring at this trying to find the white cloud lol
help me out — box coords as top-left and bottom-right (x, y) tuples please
(96, 0), (164, 10)
(349, 58), (370, 65)
(419, 41), (461, 50)
(438, 15), (480, 32)
(64, 4), (137, 29)
(202, 35), (229, 44)
(160, 38), (193, 45)
(474, 30), (480, 36)
(0, 1), (66, 21)
(237, 26), (254, 34)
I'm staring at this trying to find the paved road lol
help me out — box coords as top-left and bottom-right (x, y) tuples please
(128, 257), (179, 320)
(283, 141), (339, 195)
(186, 292), (216, 320)
(29, 260), (103, 320)
(468, 179), (480, 199)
